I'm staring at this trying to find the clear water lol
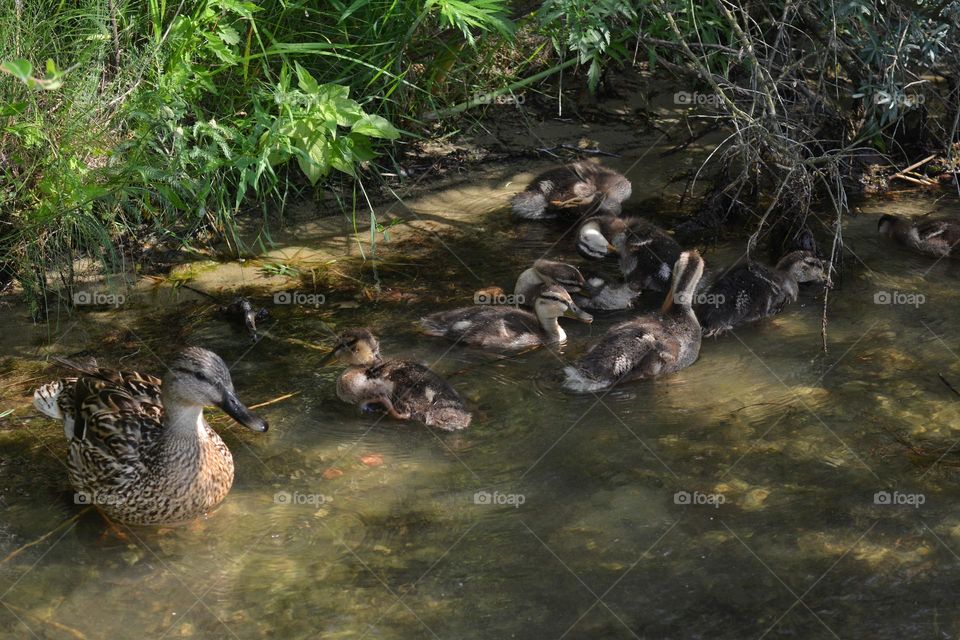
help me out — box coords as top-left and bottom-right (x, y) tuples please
(2, 193), (960, 639)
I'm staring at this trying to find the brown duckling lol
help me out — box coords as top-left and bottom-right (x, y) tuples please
(696, 251), (826, 337)
(512, 161), (631, 220)
(878, 214), (960, 258)
(321, 328), (471, 431)
(562, 251), (705, 392)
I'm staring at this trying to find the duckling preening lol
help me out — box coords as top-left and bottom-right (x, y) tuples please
(562, 251), (706, 393)
(512, 161), (632, 220)
(222, 297), (269, 341)
(577, 215), (682, 292)
(696, 250), (826, 337)
(321, 328), (471, 431)
(514, 259), (586, 306)
(878, 214), (960, 258)
(32, 347), (268, 525)
(420, 285), (593, 350)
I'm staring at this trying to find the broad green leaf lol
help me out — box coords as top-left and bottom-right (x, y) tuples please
(0, 101), (27, 117)
(295, 63), (318, 94)
(218, 25), (241, 46)
(0, 59), (31, 82)
(351, 114), (400, 140)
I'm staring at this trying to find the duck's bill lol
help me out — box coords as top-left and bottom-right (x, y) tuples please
(219, 390), (269, 432)
(564, 305), (593, 323)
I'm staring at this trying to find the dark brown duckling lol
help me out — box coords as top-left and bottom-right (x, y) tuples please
(511, 161), (631, 220)
(696, 251), (826, 337)
(321, 328), (471, 431)
(878, 214), (960, 258)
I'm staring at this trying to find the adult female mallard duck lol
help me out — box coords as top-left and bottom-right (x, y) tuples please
(878, 214), (960, 258)
(321, 328), (471, 431)
(577, 215), (682, 292)
(512, 161), (632, 220)
(696, 250), (826, 337)
(32, 347), (268, 525)
(421, 285), (593, 350)
(562, 251), (705, 392)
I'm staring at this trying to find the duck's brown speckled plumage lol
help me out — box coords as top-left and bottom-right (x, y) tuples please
(878, 214), (960, 258)
(563, 251), (705, 392)
(33, 348), (267, 525)
(327, 328), (472, 430)
(511, 162), (632, 220)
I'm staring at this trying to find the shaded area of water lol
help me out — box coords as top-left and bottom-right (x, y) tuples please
(2, 191), (960, 639)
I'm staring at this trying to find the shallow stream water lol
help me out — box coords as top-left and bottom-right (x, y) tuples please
(2, 186), (960, 639)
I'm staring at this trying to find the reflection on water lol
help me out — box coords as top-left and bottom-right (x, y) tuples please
(2, 192), (960, 639)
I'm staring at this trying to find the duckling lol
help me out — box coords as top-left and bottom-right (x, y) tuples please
(512, 161), (632, 220)
(321, 328), (471, 431)
(577, 215), (682, 291)
(878, 214), (960, 258)
(514, 259), (586, 306)
(32, 347), (268, 525)
(573, 276), (642, 311)
(562, 251), (705, 392)
(222, 296), (269, 341)
(420, 285), (593, 350)
(696, 251), (826, 337)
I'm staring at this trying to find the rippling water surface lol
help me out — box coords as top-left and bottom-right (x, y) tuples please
(2, 191), (960, 639)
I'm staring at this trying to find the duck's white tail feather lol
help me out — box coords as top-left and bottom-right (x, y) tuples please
(562, 366), (607, 393)
(511, 192), (548, 219)
(33, 382), (65, 419)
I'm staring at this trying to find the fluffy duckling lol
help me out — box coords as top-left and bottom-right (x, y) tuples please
(421, 285), (593, 350)
(696, 251), (826, 337)
(322, 328), (471, 431)
(573, 276), (642, 311)
(878, 214), (960, 258)
(562, 251), (705, 393)
(512, 161), (632, 220)
(577, 215), (682, 292)
(514, 259), (586, 306)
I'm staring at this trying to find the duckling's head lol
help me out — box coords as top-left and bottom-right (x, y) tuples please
(321, 328), (382, 367)
(535, 285), (593, 323)
(777, 251), (827, 284)
(164, 347), (268, 432)
(877, 214), (902, 237)
(664, 250), (706, 310)
(577, 218), (618, 259)
(532, 259), (586, 292)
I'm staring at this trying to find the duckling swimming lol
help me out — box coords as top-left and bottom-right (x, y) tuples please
(878, 214), (960, 258)
(322, 328), (471, 431)
(514, 259), (585, 306)
(421, 285), (593, 350)
(512, 161), (632, 220)
(696, 250), (826, 337)
(562, 251), (705, 393)
(577, 215), (682, 292)
(32, 347), (268, 525)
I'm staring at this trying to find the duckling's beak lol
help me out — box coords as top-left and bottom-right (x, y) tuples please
(564, 303), (593, 323)
(606, 242), (617, 253)
(219, 389), (269, 432)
